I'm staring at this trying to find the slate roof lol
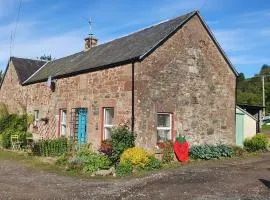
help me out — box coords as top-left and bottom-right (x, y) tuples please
(11, 57), (46, 84)
(24, 11), (196, 84)
(23, 10), (238, 85)
(0, 57), (46, 88)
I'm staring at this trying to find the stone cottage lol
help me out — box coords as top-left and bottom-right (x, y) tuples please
(1, 11), (238, 151)
(0, 57), (45, 113)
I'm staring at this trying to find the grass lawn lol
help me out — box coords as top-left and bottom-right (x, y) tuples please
(262, 124), (270, 133)
(0, 148), (265, 180)
(261, 125), (270, 142)
(0, 150), (63, 172)
(0, 150), (90, 178)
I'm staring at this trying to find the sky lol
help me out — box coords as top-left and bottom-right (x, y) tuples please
(0, 0), (269, 78)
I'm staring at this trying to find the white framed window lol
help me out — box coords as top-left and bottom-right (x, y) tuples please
(157, 113), (172, 143)
(60, 109), (67, 136)
(103, 108), (114, 140)
(34, 110), (39, 126)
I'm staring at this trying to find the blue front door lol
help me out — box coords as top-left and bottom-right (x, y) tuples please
(77, 108), (88, 144)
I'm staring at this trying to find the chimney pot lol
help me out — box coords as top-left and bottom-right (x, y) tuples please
(84, 36), (98, 51)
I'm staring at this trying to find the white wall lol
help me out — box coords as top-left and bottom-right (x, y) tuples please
(243, 113), (256, 139)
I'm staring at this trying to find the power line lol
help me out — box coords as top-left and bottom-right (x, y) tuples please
(199, 0), (208, 11)
(10, 0), (23, 57)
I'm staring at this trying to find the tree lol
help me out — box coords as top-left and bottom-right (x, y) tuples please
(237, 65), (270, 113)
(39, 54), (53, 61)
(260, 64), (270, 75)
(0, 70), (3, 83)
(237, 72), (245, 82)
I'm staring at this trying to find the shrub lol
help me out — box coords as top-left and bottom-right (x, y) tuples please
(0, 114), (27, 134)
(232, 146), (246, 157)
(56, 153), (68, 166)
(189, 144), (233, 160)
(32, 138), (68, 156)
(99, 140), (113, 157)
(0, 134), (2, 148)
(1, 128), (31, 149)
(68, 157), (84, 171)
(82, 153), (111, 173)
(0, 112), (30, 149)
(110, 124), (136, 164)
(116, 161), (133, 176)
(145, 156), (162, 170)
(70, 147), (112, 173)
(0, 103), (9, 120)
(244, 134), (268, 152)
(162, 141), (174, 163)
(120, 147), (151, 168)
(2, 128), (13, 148)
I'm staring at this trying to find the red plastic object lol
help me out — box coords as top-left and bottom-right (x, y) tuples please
(174, 140), (189, 162)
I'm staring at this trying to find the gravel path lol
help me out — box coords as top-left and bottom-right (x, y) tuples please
(0, 153), (269, 200)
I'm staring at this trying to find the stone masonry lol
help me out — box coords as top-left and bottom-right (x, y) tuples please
(0, 61), (27, 113)
(134, 15), (236, 150)
(0, 14), (236, 151)
(25, 64), (132, 149)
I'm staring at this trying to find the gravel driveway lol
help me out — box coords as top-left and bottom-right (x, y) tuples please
(0, 153), (269, 200)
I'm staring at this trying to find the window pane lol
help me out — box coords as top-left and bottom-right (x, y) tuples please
(61, 110), (66, 124)
(157, 114), (170, 127)
(105, 108), (114, 125)
(61, 125), (66, 136)
(157, 130), (171, 142)
(104, 127), (111, 140)
(34, 110), (39, 120)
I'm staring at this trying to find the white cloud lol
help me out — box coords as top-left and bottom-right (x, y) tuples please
(230, 55), (270, 65)
(0, 30), (84, 64)
(213, 29), (252, 52)
(240, 9), (270, 18)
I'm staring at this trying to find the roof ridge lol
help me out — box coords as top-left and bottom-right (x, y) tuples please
(24, 10), (202, 84)
(47, 10), (196, 65)
(11, 56), (46, 63)
(94, 10), (197, 48)
(22, 61), (50, 85)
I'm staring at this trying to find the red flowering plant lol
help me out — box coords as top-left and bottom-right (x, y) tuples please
(174, 135), (189, 162)
(99, 140), (113, 157)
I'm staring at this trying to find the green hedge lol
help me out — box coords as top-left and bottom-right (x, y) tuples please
(189, 144), (233, 160)
(244, 134), (268, 152)
(32, 138), (68, 156)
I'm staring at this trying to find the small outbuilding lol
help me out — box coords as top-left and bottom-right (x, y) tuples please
(237, 104), (264, 133)
(236, 106), (257, 146)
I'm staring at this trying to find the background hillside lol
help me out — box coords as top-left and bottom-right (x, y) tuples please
(237, 65), (270, 114)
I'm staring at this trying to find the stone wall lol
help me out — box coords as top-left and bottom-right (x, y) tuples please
(134, 15), (236, 151)
(0, 14), (236, 151)
(0, 61), (27, 113)
(25, 64), (133, 149)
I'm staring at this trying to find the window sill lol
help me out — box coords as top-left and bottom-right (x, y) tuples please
(156, 141), (173, 149)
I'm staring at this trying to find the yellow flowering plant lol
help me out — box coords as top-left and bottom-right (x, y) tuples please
(120, 147), (151, 168)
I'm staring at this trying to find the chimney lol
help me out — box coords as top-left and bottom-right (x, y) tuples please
(84, 35), (98, 51)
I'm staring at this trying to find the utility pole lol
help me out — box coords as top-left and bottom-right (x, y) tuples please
(262, 75), (265, 116)
(261, 75), (270, 117)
